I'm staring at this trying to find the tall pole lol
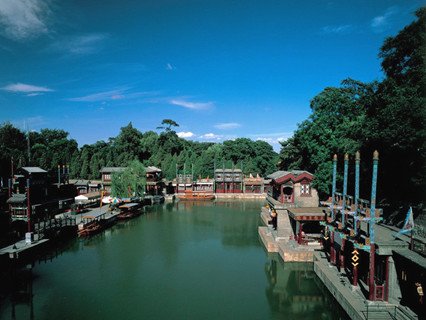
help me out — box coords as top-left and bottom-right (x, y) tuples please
(213, 159), (216, 193)
(27, 130), (31, 165)
(331, 154), (337, 220)
(8, 178), (12, 214)
(11, 156), (14, 178)
(354, 151), (360, 235)
(368, 150), (379, 301)
(176, 163), (178, 194)
(183, 162), (186, 192)
(67, 164), (70, 184)
(57, 165), (61, 185)
(26, 178), (31, 233)
(222, 158), (225, 193)
(342, 153), (348, 228)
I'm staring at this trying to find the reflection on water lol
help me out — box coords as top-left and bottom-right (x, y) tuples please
(265, 254), (348, 319)
(0, 201), (347, 320)
(0, 265), (35, 320)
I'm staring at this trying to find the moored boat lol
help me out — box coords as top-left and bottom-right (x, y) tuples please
(77, 219), (103, 237)
(177, 191), (215, 201)
(117, 203), (142, 220)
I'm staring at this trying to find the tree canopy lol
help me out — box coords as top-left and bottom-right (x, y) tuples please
(278, 8), (425, 216)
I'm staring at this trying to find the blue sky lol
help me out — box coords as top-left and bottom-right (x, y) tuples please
(0, 0), (423, 151)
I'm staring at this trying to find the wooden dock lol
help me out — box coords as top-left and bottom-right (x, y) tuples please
(0, 237), (49, 260)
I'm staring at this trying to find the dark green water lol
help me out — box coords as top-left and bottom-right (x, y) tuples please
(0, 201), (347, 320)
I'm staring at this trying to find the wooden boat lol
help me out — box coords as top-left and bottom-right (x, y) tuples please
(117, 203), (142, 220)
(177, 191), (215, 201)
(77, 220), (103, 237)
(77, 214), (109, 237)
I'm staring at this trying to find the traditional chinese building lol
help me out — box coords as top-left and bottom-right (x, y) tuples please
(175, 173), (193, 193)
(6, 166), (77, 232)
(243, 174), (265, 194)
(69, 180), (101, 195)
(193, 177), (214, 193)
(100, 167), (126, 191)
(145, 166), (163, 195)
(214, 168), (243, 193)
(259, 169), (325, 262)
(315, 152), (425, 320)
(267, 170), (318, 207)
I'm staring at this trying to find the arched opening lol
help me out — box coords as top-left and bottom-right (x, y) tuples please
(282, 186), (293, 203)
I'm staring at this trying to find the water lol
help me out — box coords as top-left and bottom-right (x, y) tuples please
(0, 201), (347, 320)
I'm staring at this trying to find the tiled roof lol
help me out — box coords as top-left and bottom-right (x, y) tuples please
(100, 167), (126, 173)
(214, 169), (243, 173)
(7, 193), (27, 204)
(146, 166), (162, 173)
(21, 167), (47, 173)
(267, 170), (314, 181)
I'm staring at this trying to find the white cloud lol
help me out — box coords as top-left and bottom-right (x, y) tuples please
(371, 7), (399, 32)
(321, 24), (353, 34)
(199, 133), (223, 140)
(166, 63), (175, 70)
(49, 33), (109, 56)
(170, 99), (214, 110)
(0, 0), (50, 40)
(68, 89), (126, 102)
(214, 122), (241, 130)
(176, 131), (195, 138)
(2, 82), (53, 94)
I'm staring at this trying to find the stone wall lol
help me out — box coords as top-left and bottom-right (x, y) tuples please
(293, 183), (319, 207)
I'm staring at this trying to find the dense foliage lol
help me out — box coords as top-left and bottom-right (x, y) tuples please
(279, 8), (425, 216)
(111, 160), (146, 198)
(0, 122), (278, 184)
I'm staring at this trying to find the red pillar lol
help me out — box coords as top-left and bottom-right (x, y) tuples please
(369, 245), (376, 301)
(340, 238), (346, 272)
(384, 256), (389, 302)
(330, 232), (336, 265)
(353, 265), (358, 286)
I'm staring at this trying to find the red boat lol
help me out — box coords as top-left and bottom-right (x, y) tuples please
(177, 191), (215, 201)
(77, 219), (103, 237)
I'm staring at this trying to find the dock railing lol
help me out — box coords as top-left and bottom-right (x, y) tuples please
(363, 302), (397, 320)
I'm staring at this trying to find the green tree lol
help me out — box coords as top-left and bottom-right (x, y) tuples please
(111, 160), (146, 198)
(156, 119), (179, 132)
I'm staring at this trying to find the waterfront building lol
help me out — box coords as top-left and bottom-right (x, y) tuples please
(7, 166), (77, 232)
(100, 167), (126, 192)
(193, 177), (214, 193)
(175, 173), (193, 193)
(259, 169), (325, 261)
(145, 166), (164, 195)
(243, 174), (265, 194)
(214, 168), (243, 193)
(267, 170), (318, 207)
(315, 152), (425, 319)
(69, 179), (101, 195)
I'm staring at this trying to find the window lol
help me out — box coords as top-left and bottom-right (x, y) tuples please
(300, 183), (311, 196)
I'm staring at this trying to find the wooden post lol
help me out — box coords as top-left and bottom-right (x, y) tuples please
(353, 262), (359, 286)
(26, 178), (31, 233)
(331, 231), (336, 265)
(384, 256), (389, 301)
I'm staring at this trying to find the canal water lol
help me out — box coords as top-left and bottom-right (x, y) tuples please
(0, 201), (348, 320)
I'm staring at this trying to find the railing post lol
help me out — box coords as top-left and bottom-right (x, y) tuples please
(355, 151), (360, 235)
(369, 150), (379, 301)
(342, 153), (349, 228)
(331, 154), (337, 220)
